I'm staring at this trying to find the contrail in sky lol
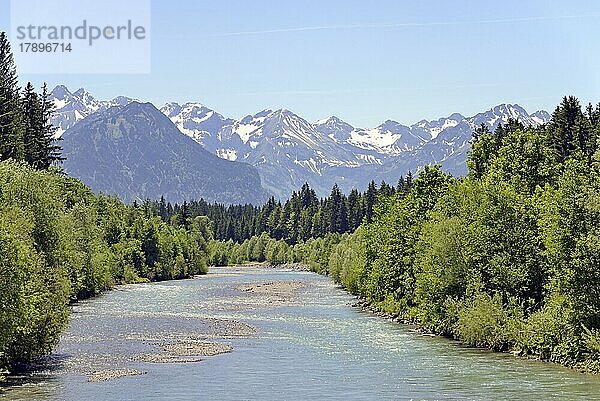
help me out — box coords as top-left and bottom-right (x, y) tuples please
(203, 14), (599, 37)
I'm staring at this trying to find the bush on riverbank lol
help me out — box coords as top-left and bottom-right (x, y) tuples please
(0, 161), (211, 374)
(208, 232), (297, 266)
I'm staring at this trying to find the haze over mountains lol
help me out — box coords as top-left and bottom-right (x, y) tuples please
(51, 85), (551, 201)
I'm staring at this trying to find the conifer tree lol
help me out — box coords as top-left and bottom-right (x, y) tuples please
(347, 188), (362, 231)
(494, 123), (507, 152)
(21, 82), (61, 169)
(0, 32), (24, 162)
(22, 82), (42, 166)
(396, 176), (405, 194)
(339, 193), (348, 233)
(472, 123), (490, 143)
(379, 181), (393, 197)
(505, 117), (524, 135)
(364, 180), (377, 223)
(547, 96), (589, 163)
(405, 171), (413, 194)
(159, 196), (168, 222)
(37, 83), (63, 168)
(328, 184), (348, 233)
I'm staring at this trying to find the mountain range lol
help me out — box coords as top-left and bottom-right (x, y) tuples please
(51, 85), (551, 200)
(59, 100), (268, 204)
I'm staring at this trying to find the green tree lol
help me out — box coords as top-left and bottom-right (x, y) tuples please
(0, 32), (23, 162)
(547, 96), (590, 163)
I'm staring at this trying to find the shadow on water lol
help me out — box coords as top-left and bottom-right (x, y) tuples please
(2, 352), (69, 378)
(0, 354), (69, 399)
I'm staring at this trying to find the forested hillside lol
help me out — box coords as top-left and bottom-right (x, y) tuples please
(211, 97), (600, 372)
(0, 32), (211, 378)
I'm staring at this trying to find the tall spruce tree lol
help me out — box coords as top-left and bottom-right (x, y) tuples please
(547, 96), (589, 163)
(405, 171), (413, 192)
(0, 32), (24, 162)
(347, 188), (362, 231)
(21, 82), (62, 169)
(327, 184), (348, 233)
(38, 83), (63, 168)
(472, 123), (490, 143)
(379, 180), (394, 197)
(22, 82), (42, 166)
(364, 180), (377, 223)
(159, 196), (168, 222)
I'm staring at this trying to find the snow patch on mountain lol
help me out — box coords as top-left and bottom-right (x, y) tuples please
(49, 85), (135, 138)
(216, 148), (238, 161)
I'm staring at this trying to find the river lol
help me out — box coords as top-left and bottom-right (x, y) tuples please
(2, 266), (599, 400)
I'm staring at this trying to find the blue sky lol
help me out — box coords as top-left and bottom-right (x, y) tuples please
(1, 0), (600, 127)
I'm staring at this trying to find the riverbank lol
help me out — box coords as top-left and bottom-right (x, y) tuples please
(262, 262), (599, 375)
(1, 266), (311, 388)
(0, 162), (213, 377)
(3, 265), (599, 400)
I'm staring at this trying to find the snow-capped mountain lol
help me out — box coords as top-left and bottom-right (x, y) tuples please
(314, 116), (354, 142)
(347, 120), (430, 155)
(170, 102), (550, 196)
(380, 104), (552, 179)
(50, 85), (135, 138)
(50, 85), (551, 198)
(159, 102), (233, 146)
(60, 101), (268, 204)
(471, 104), (546, 129)
(210, 108), (378, 195)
